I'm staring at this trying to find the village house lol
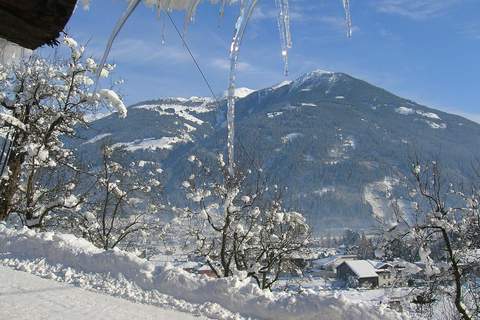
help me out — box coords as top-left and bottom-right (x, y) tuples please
(336, 260), (379, 288)
(310, 254), (358, 278)
(366, 260), (394, 287)
(336, 259), (420, 288)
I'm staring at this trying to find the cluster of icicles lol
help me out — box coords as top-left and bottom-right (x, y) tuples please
(87, 0), (352, 175)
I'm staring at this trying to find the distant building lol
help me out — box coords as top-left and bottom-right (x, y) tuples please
(289, 252), (319, 270)
(197, 265), (217, 278)
(366, 260), (394, 287)
(336, 260), (379, 288)
(311, 254), (357, 278)
(376, 269), (393, 287)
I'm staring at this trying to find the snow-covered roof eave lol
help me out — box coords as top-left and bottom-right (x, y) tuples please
(342, 261), (379, 279)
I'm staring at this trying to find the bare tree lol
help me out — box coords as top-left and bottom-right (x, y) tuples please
(63, 145), (164, 251)
(174, 152), (311, 289)
(378, 157), (479, 320)
(0, 36), (126, 223)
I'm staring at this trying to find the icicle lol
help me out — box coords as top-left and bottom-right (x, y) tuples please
(275, 0), (292, 76)
(95, 0), (142, 86)
(226, 0), (258, 177)
(342, 0), (352, 38)
(185, 0), (202, 25)
(161, 14), (167, 45)
(219, 0), (227, 17)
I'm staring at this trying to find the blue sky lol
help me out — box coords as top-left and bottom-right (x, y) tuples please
(65, 0), (480, 121)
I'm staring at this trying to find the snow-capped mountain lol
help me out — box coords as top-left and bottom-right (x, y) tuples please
(223, 87), (256, 98)
(74, 71), (480, 232)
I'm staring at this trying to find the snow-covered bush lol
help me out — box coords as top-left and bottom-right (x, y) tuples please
(377, 158), (480, 320)
(0, 36), (126, 226)
(174, 153), (311, 289)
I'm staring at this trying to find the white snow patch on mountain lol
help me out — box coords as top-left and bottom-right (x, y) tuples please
(301, 103), (317, 107)
(281, 133), (303, 144)
(267, 111), (283, 118)
(416, 110), (441, 120)
(171, 96), (214, 104)
(224, 87), (255, 98)
(112, 136), (188, 152)
(184, 123), (197, 132)
(395, 107), (442, 123)
(293, 70), (335, 90)
(326, 134), (355, 164)
(272, 80), (292, 90)
(313, 187), (335, 197)
(82, 133), (112, 145)
(134, 104), (206, 125)
(395, 107), (415, 115)
(362, 177), (418, 227)
(423, 120), (447, 129)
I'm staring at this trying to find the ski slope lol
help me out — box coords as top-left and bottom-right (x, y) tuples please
(0, 266), (207, 320)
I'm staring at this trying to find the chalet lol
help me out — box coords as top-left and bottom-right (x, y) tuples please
(311, 254), (357, 278)
(367, 260), (394, 287)
(336, 260), (379, 288)
(289, 252), (319, 270)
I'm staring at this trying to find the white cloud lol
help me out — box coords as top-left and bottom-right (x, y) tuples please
(210, 57), (252, 72)
(459, 22), (480, 40)
(374, 0), (460, 19)
(317, 16), (360, 34)
(251, 4), (304, 21)
(91, 38), (191, 65)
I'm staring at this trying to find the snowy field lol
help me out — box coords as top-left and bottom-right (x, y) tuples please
(0, 266), (205, 320)
(0, 224), (403, 320)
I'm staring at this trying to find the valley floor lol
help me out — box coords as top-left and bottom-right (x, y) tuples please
(0, 266), (207, 320)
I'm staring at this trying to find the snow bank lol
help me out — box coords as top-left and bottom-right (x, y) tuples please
(0, 225), (402, 320)
(0, 225), (154, 287)
(153, 267), (401, 320)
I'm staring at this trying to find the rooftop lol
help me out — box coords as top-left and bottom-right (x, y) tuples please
(341, 260), (379, 278)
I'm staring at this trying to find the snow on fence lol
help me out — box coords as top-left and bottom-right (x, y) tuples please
(0, 224), (401, 320)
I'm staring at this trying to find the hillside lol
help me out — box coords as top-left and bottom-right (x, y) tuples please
(74, 70), (480, 232)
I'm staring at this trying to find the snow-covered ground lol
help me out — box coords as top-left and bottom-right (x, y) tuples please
(0, 224), (403, 320)
(0, 266), (206, 320)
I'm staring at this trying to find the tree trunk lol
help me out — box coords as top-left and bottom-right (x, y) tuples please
(441, 229), (472, 320)
(0, 148), (24, 221)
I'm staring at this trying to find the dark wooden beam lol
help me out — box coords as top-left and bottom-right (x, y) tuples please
(0, 0), (77, 50)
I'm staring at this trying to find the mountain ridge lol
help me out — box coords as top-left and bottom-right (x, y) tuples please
(74, 70), (480, 232)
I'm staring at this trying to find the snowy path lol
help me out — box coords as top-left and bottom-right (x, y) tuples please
(0, 266), (206, 320)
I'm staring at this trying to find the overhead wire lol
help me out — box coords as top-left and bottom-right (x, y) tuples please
(165, 11), (220, 105)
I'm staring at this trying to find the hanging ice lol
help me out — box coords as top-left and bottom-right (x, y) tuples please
(275, 0), (292, 76)
(94, 0), (230, 84)
(0, 38), (29, 65)
(342, 0), (352, 38)
(86, 0), (351, 178)
(226, 0), (258, 176)
(95, 0), (142, 85)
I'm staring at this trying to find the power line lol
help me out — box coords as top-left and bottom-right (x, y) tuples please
(165, 11), (220, 104)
